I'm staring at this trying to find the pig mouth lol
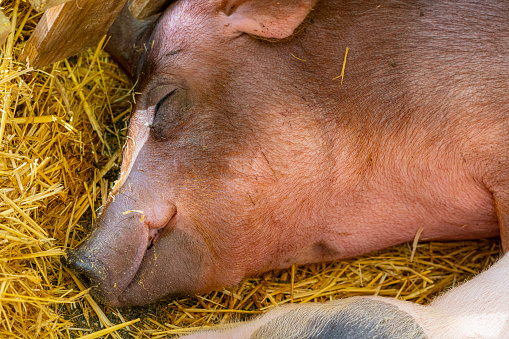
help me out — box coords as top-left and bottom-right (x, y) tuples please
(146, 208), (177, 250)
(147, 227), (165, 250)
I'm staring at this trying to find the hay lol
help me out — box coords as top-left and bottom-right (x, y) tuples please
(0, 0), (133, 337)
(0, 0), (501, 338)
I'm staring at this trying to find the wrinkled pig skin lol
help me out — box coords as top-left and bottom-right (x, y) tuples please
(65, 0), (509, 307)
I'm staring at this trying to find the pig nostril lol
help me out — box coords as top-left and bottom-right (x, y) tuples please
(63, 250), (107, 287)
(77, 270), (93, 288)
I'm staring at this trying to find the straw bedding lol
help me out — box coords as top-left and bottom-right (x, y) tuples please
(0, 1), (501, 338)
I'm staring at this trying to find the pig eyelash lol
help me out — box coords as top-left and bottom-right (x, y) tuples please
(155, 89), (177, 114)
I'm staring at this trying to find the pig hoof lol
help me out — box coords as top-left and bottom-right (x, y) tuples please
(251, 298), (427, 339)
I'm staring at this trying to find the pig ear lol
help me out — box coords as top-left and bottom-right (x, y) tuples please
(106, 3), (159, 78)
(222, 0), (318, 39)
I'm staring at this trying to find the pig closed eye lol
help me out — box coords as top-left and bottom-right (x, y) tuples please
(150, 88), (190, 141)
(155, 89), (176, 113)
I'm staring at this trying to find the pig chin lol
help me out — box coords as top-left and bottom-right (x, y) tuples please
(94, 218), (179, 307)
(113, 220), (208, 307)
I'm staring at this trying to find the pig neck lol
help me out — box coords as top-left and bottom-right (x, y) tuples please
(230, 0), (503, 276)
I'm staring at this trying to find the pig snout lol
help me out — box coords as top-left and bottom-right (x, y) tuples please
(64, 217), (149, 306)
(63, 183), (179, 306)
(62, 155), (221, 307)
(64, 246), (107, 289)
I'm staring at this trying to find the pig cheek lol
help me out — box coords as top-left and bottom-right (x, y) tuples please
(116, 226), (210, 306)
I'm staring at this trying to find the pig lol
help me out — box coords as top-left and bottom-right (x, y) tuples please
(64, 0), (509, 335)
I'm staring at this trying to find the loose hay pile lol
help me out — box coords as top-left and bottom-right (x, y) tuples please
(0, 1), (502, 338)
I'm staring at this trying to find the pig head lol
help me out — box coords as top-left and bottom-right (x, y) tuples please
(65, 0), (509, 307)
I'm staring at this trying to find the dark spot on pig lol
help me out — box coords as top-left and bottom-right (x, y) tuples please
(313, 240), (339, 258)
(420, 9), (425, 16)
(251, 298), (427, 339)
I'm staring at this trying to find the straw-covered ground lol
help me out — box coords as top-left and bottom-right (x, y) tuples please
(0, 1), (502, 338)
